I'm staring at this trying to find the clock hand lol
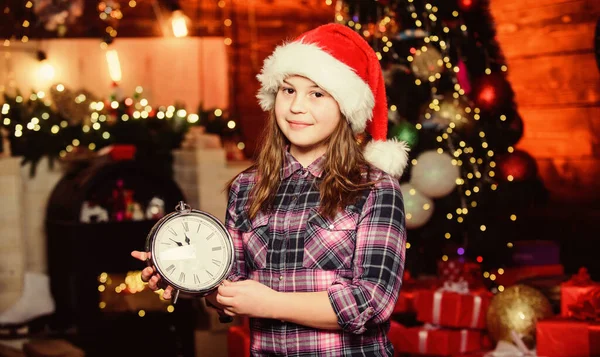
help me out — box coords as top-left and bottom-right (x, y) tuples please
(169, 238), (183, 247)
(184, 233), (191, 245)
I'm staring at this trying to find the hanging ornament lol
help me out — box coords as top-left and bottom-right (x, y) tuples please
(390, 121), (419, 148)
(410, 150), (460, 198)
(486, 284), (553, 349)
(400, 183), (434, 229)
(50, 85), (97, 126)
(419, 95), (475, 136)
(410, 45), (444, 81)
(473, 73), (513, 112)
(496, 149), (538, 182)
(456, 58), (472, 95)
(458, 0), (478, 12)
(482, 111), (524, 151)
(34, 0), (85, 36)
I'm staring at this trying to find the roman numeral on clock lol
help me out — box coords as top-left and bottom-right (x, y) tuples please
(179, 272), (185, 283)
(212, 246), (222, 251)
(206, 232), (214, 241)
(182, 221), (189, 232)
(212, 259), (221, 267)
(194, 274), (201, 284)
(166, 264), (176, 274)
(168, 227), (177, 236)
(206, 270), (213, 278)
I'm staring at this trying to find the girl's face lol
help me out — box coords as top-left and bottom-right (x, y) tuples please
(275, 75), (342, 161)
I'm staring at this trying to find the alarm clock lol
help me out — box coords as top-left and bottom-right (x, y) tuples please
(145, 201), (234, 303)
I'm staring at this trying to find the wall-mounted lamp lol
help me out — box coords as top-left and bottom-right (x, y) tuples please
(105, 48), (122, 83)
(37, 50), (55, 82)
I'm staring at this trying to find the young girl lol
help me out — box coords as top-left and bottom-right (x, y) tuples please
(133, 23), (408, 356)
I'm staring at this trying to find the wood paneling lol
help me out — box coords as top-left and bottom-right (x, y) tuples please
(226, 0), (335, 157)
(490, 0), (600, 204)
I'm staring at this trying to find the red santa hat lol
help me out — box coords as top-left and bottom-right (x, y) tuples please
(256, 23), (409, 178)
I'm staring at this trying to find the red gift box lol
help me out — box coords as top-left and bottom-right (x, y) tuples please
(394, 276), (440, 314)
(438, 259), (484, 289)
(389, 321), (484, 356)
(227, 325), (250, 357)
(536, 318), (600, 357)
(493, 264), (564, 287)
(561, 267), (600, 317)
(415, 283), (492, 329)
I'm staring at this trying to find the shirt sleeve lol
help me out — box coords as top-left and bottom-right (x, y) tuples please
(327, 175), (407, 334)
(225, 174), (248, 283)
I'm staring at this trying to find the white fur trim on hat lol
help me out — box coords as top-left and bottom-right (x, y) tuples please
(364, 139), (410, 178)
(256, 41), (374, 134)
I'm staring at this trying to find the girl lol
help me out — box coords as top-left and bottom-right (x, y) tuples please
(133, 23), (408, 356)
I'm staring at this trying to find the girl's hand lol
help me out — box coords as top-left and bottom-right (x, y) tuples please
(131, 250), (174, 300)
(216, 279), (280, 319)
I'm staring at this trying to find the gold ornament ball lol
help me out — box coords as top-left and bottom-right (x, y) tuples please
(486, 284), (554, 349)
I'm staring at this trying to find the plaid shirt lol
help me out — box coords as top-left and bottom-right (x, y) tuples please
(225, 150), (406, 357)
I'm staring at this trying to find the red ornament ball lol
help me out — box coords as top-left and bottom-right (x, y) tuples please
(496, 150), (538, 182)
(458, 0), (477, 11)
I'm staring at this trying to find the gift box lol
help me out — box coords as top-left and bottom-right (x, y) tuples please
(561, 267), (600, 317)
(415, 282), (492, 329)
(493, 264), (564, 287)
(536, 318), (600, 357)
(394, 276), (440, 314)
(389, 321), (485, 356)
(510, 240), (560, 267)
(438, 259), (484, 289)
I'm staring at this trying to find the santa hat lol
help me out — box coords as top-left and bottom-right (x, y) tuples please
(256, 23), (409, 178)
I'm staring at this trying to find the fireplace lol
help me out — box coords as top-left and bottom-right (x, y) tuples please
(45, 159), (196, 357)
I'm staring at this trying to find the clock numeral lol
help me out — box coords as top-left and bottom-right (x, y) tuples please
(194, 274), (201, 284)
(212, 259), (221, 267)
(166, 264), (176, 274)
(206, 232), (215, 241)
(196, 223), (201, 233)
(179, 272), (185, 283)
(168, 227), (177, 236)
(205, 269), (213, 278)
(212, 246), (222, 251)
(160, 242), (171, 246)
(182, 221), (189, 232)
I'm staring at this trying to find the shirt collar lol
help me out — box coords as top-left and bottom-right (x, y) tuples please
(281, 148), (326, 180)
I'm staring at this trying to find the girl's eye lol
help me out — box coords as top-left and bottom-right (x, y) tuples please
(313, 92), (324, 98)
(282, 87), (295, 94)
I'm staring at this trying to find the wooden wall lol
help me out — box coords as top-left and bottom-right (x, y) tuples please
(225, 0), (335, 157)
(489, 0), (600, 204)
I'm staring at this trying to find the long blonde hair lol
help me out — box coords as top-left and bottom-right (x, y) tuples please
(229, 110), (378, 220)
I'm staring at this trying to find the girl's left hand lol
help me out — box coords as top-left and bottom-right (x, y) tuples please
(216, 279), (279, 319)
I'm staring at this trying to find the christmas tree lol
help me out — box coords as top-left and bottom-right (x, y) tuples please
(336, 0), (548, 282)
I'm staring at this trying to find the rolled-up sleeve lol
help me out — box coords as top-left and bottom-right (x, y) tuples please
(225, 175), (248, 282)
(327, 175), (406, 334)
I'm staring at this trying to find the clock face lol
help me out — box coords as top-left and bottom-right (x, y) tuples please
(151, 212), (232, 293)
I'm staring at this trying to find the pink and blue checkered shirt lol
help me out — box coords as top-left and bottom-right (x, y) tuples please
(225, 150), (406, 356)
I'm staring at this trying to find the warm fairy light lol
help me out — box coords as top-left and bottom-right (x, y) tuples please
(445, 233), (451, 239)
(507, 242), (513, 248)
(406, 242), (411, 249)
(442, 255), (448, 261)
(510, 214), (517, 221)
(498, 268), (505, 275)
(480, 225), (486, 231)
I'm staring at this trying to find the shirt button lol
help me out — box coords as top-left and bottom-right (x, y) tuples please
(279, 275), (284, 281)
(328, 224), (335, 230)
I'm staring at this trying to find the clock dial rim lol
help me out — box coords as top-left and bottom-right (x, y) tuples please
(146, 208), (234, 295)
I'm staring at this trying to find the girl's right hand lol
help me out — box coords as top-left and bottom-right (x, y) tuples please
(131, 250), (174, 300)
